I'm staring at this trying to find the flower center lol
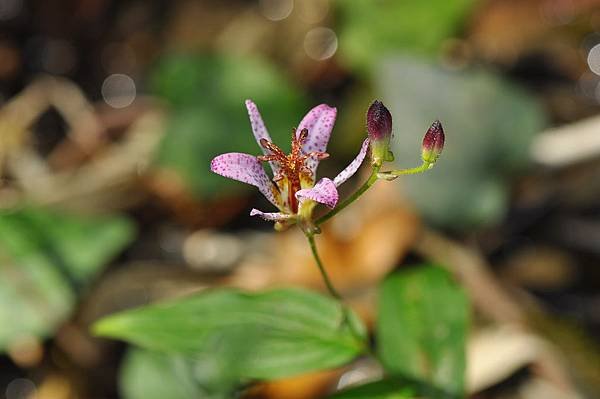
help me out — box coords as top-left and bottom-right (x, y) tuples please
(257, 128), (328, 213)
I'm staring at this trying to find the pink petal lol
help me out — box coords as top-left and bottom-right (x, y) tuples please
(297, 104), (337, 179)
(250, 209), (293, 221)
(333, 139), (370, 187)
(296, 178), (339, 209)
(245, 99), (279, 176)
(210, 153), (279, 207)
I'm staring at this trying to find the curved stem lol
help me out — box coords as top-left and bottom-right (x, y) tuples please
(316, 164), (381, 226)
(307, 233), (342, 300)
(305, 233), (366, 346)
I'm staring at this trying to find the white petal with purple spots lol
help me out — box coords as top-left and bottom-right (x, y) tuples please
(210, 152), (279, 207)
(297, 104), (337, 180)
(333, 138), (370, 187)
(250, 209), (293, 221)
(296, 177), (339, 209)
(245, 99), (279, 176)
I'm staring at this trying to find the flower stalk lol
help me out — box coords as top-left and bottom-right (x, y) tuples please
(377, 162), (432, 180)
(306, 233), (342, 300)
(305, 231), (367, 347)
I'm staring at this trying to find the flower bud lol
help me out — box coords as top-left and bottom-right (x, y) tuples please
(366, 100), (394, 166)
(421, 120), (445, 165)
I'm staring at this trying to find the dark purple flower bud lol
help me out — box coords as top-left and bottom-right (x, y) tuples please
(367, 100), (392, 141)
(366, 100), (394, 165)
(421, 120), (445, 164)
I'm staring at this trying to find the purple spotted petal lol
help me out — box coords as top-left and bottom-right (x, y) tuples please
(245, 99), (279, 176)
(210, 152), (279, 207)
(297, 104), (337, 179)
(296, 178), (339, 209)
(333, 138), (370, 187)
(250, 209), (293, 221)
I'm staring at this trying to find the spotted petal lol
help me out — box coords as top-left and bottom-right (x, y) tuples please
(210, 153), (279, 207)
(250, 209), (293, 221)
(333, 138), (370, 187)
(245, 99), (280, 176)
(297, 104), (337, 181)
(296, 178), (339, 209)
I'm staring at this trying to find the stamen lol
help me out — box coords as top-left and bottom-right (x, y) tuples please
(298, 128), (309, 143)
(307, 151), (329, 160)
(259, 138), (287, 159)
(257, 155), (277, 162)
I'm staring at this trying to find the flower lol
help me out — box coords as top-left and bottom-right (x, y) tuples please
(421, 120), (445, 165)
(366, 100), (394, 166)
(210, 100), (370, 231)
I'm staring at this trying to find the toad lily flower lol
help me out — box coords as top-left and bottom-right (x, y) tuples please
(210, 100), (370, 232)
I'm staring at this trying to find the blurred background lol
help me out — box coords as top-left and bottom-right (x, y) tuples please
(0, 0), (600, 398)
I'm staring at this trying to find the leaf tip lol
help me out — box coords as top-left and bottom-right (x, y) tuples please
(90, 314), (129, 338)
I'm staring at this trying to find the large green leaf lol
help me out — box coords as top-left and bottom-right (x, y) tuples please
(337, 0), (474, 71)
(377, 266), (469, 399)
(94, 288), (366, 380)
(151, 54), (307, 198)
(0, 206), (135, 351)
(377, 57), (546, 229)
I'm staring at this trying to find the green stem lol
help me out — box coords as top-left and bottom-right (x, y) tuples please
(305, 233), (366, 346)
(306, 233), (342, 300)
(316, 164), (381, 226)
(377, 162), (432, 179)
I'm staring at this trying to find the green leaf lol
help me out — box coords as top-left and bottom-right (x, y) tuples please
(94, 288), (366, 380)
(337, 0), (474, 71)
(377, 265), (469, 399)
(151, 54), (307, 198)
(0, 206), (135, 351)
(122, 333), (264, 399)
(377, 57), (546, 229)
(120, 349), (204, 399)
(121, 334), (256, 399)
